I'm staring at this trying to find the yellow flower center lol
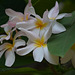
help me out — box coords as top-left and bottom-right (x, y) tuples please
(35, 18), (48, 30)
(34, 36), (46, 48)
(49, 18), (56, 20)
(26, 14), (29, 21)
(71, 44), (75, 51)
(20, 17), (24, 21)
(6, 44), (13, 51)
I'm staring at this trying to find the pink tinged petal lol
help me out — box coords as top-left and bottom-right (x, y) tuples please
(18, 28), (40, 42)
(24, 0), (35, 15)
(16, 43), (35, 56)
(61, 49), (73, 64)
(48, 1), (59, 19)
(24, 0), (32, 14)
(0, 50), (6, 58)
(43, 45), (59, 65)
(14, 39), (26, 48)
(72, 54), (75, 68)
(5, 9), (23, 18)
(43, 10), (49, 23)
(52, 21), (66, 34)
(56, 13), (72, 20)
(1, 24), (8, 28)
(33, 47), (44, 62)
(8, 21), (16, 27)
(28, 0), (32, 7)
(16, 20), (36, 29)
(5, 50), (15, 67)
(9, 16), (21, 22)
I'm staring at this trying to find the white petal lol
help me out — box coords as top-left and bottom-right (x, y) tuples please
(5, 8), (23, 18)
(61, 49), (73, 64)
(0, 43), (10, 51)
(43, 10), (49, 23)
(43, 24), (52, 42)
(9, 16), (21, 22)
(72, 54), (75, 68)
(48, 1), (59, 18)
(14, 39), (26, 48)
(56, 13), (72, 19)
(14, 31), (26, 41)
(5, 50), (15, 67)
(0, 50), (6, 58)
(4, 25), (12, 34)
(52, 21), (66, 34)
(5, 33), (11, 40)
(32, 14), (42, 20)
(18, 28), (40, 42)
(24, 0), (36, 15)
(24, 0), (34, 14)
(33, 47), (44, 62)
(43, 45), (59, 65)
(0, 35), (7, 43)
(16, 19), (36, 29)
(39, 29), (46, 38)
(16, 43), (35, 56)
(31, 28), (40, 36)
(1, 24), (8, 28)
(27, 40), (32, 45)
(28, 6), (36, 15)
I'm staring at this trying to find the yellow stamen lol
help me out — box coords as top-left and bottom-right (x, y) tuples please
(49, 18), (56, 20)
(26, 14), (29, 21)
(71, 44), (75, 51)
(20, 17), (24, 21)
(34, 36), (46, 48)
(35, 18), (48, 30)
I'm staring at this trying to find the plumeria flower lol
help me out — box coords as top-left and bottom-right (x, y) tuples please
(16, 26), (59, 65)
(61, 44), (75, 68)
(48, 1), (72, 34)
(0, 25), (13, 43)
(3, 0), (35, 28)
(0, 31), (26, 67)
(16, 10), (51, 37)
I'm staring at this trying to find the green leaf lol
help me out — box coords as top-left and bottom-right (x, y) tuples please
(0, 67), (38, 75)
(48, 11), (75, 57)
(63, 70), (75, 75)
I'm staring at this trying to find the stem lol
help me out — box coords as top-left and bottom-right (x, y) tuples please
(48, 64), (58, 75)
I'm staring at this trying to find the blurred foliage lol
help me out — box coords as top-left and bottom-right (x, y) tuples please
(0, 0), (75, 75)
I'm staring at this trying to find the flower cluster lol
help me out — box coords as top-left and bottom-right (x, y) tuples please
(0, 0), (72, 67)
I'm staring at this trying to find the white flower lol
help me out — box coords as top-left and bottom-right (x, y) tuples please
(5, 0), (35, 22)
(16, 10), (51, 37)
(0, 31), (26, 67)
(16, 26), (59, 65)
(48, 1), (72, 34)
(61, 44), (75, 68)
(0, 25), (12, 43)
